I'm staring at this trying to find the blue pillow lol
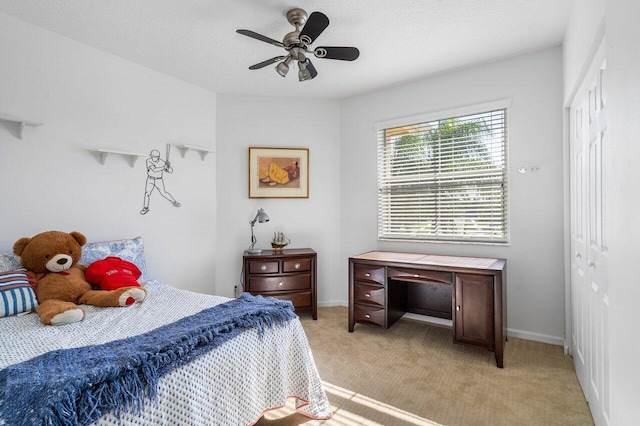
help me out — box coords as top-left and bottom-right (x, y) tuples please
(79, 236), (150, 280)
(0, 268), (38, 317)
(0, 253), (21, 273)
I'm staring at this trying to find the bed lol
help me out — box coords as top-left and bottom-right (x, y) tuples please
(0, 237), (332, 425)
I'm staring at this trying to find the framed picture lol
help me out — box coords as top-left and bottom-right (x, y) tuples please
(249, 147), (309, 198)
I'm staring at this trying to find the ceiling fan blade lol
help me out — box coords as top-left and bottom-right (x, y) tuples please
(299, 12), (329, 45)
(236, 29), (284, 48)
(306, 59), (318, 79)
(314, 46), (360, 61)
(249, 56), (287, 70)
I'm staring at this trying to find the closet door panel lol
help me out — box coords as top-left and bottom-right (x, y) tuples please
(569, 39), (609, 426)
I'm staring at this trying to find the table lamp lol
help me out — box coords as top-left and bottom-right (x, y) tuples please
(247, 208), (269, 254)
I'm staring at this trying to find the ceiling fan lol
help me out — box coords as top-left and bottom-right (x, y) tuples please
(236, 8), (360, 81)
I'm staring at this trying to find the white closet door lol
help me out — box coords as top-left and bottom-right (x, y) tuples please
(569, 39), (610, 426)
(570, 84), (588, 392)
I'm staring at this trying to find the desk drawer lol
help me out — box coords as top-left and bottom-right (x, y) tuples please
(248, 260), (279, 274)
(354, 283), (385, 306)
(387, 267), (452, 285)
(354, 264), (386, 285)
(283, 258), (311, 273)
(249, 274), (310, 292)
(354, 304), (385, 327)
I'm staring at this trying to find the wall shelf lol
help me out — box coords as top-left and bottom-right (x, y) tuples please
(92, 149), (144, 168)
(177, 144), (214, 161)
(0, 114), (43, 140)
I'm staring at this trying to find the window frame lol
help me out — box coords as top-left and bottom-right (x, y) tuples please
(375, 99), (511, 245)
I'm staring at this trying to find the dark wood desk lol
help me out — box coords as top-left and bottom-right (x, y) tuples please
(348, 251), (506, 367)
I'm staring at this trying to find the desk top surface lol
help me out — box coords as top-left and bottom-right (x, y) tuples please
(350, 251), (505, 271)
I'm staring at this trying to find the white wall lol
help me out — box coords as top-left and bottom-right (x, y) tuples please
(605, 1), (640, 418)
(0, 12), (218, 293)
(340, 47), (566, 344)
(563, 0), (605, 102)
(215, 94), (342, 301)
(0, 10), (571, 347)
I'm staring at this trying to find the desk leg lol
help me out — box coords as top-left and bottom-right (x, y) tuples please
(494, 270), (505, 368)
(348, 302), (355, 332)
(312, 255), (318, 320)
(348, 261), (354, 332)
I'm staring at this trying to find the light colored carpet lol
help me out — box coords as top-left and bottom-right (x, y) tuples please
(257, 307), (593, 426)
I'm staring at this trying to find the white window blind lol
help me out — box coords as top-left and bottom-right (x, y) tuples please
(377, 107), (509, 243)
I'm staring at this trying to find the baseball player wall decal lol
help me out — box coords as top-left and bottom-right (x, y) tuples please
(140, 143), (181, 215)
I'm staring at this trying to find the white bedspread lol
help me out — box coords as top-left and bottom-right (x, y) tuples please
(0, 280), (332, 425)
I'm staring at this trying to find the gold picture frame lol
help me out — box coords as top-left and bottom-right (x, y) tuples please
(248, 147), (309, 198)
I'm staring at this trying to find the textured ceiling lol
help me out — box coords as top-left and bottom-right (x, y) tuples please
(0, 0), (575, 99)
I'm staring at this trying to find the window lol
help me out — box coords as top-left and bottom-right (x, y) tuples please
(376, 101), (509, 244)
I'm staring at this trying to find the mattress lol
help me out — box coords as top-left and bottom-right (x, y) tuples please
(0, 279), (332, 425)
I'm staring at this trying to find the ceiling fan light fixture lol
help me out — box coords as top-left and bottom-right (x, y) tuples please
(275, 56), (294, 77)
(298, 69), (312, 81)
(298, 59), (312, 81)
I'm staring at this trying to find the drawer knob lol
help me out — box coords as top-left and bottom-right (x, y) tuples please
(413, 274), (420, 278)
(365, 293), (371, 298)
(278, 281), (284, 287)
(260, 264), (267, 271)
(456, 305), (461, 312)
(365, 273), (371, 277)
(365, 314), (371, 319)
(294, 263), (301, 270)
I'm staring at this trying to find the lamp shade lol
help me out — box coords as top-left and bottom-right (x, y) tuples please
(256, 208), (269, 223)
(248, 208), (270, 254)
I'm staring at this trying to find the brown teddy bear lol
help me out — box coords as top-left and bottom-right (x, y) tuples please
(12, 230), (146, 326)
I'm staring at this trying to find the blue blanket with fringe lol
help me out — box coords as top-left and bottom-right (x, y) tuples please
(0, 293), (296, 426)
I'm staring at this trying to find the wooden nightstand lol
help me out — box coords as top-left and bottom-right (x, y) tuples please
(242, 248), (317, 319)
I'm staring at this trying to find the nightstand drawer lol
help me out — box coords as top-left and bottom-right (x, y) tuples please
(354, 283), (385, 306)
(269, 292), (311, 308)
(248, 260), (279, 274)
(249, 274), (311, 292)
(354, 264), (386, 285)
(354, 304), (385, 327)
(283, 258), (311, 273)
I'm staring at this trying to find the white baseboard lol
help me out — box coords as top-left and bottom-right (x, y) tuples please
(402, 312), (452, 327)
(318, 301), (348, 308)
(506, 328), (565, 347)
(403, 315), (565, 346)
(317, 302), (566, 347)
